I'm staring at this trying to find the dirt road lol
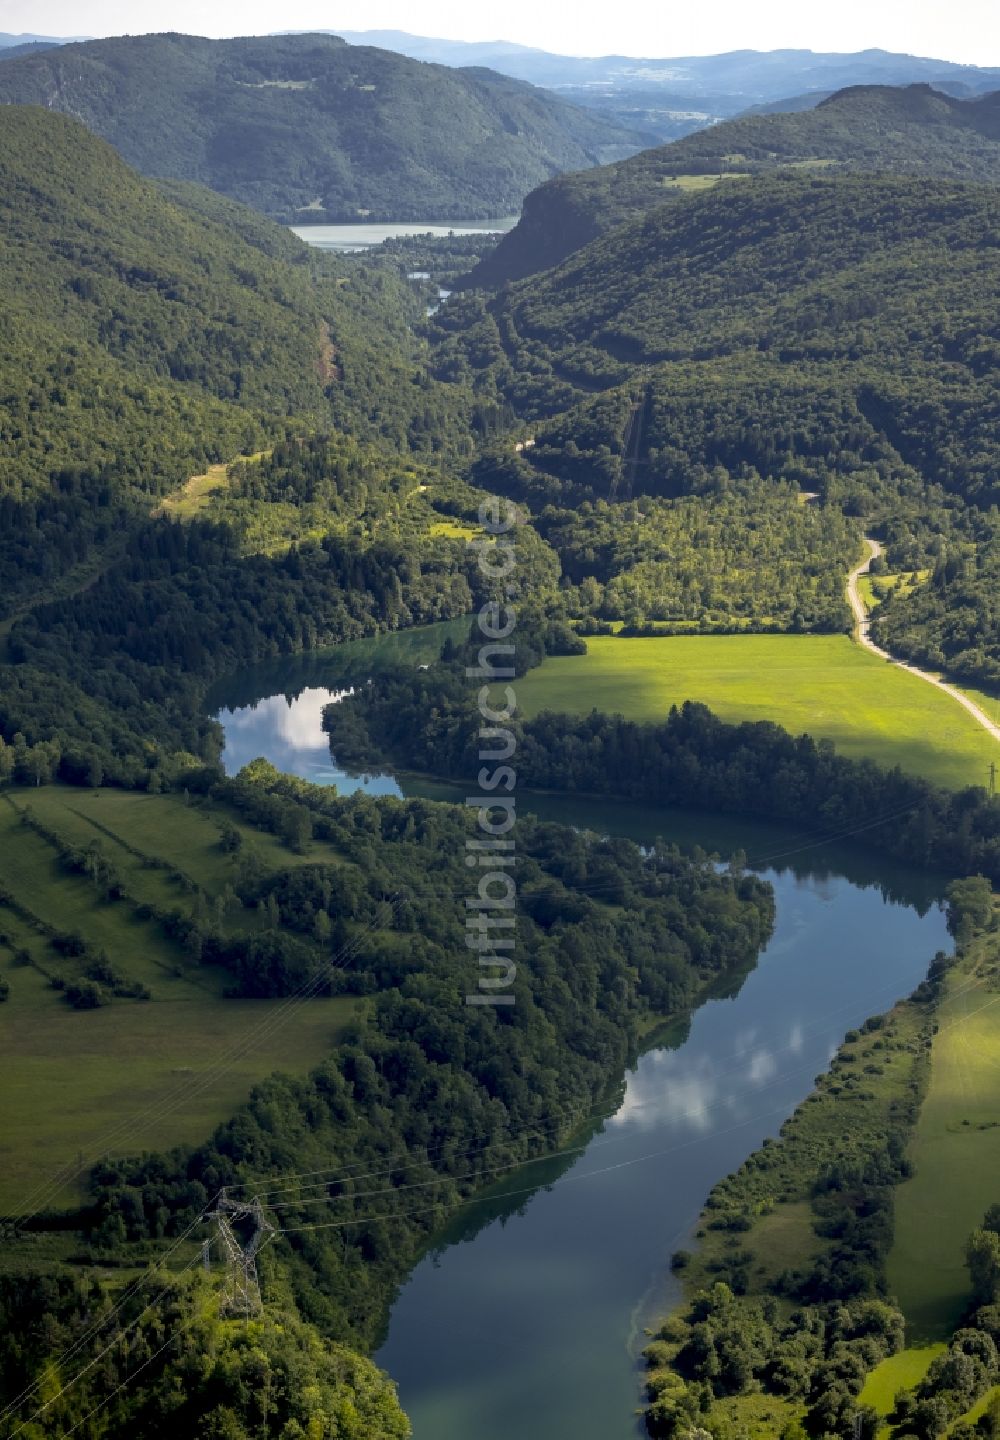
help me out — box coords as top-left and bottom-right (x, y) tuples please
(847, 538), (1000, 746)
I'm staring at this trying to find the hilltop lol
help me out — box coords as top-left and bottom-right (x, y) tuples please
(0, 31), (645, 220)
(471, 83), (1000, 284)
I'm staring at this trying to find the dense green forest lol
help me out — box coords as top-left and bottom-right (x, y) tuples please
(1, 56), (1000, 1440)
(0, 107), (488, 618)
(0, 33), (644, 221)
(515, 481), (857, 631)
(472, 83), (1000, 285)
(0, 766), (774, 1438)
(0, 1273), (412, 1439)
(431, 174), (1000, 682)
(871, 509), (1000, 688)
(0, 430), (564, 785)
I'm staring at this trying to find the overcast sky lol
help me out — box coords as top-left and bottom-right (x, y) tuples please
(5, 0), (999, 67)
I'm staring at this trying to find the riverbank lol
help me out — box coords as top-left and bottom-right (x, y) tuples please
(642, 882), (998, 1440)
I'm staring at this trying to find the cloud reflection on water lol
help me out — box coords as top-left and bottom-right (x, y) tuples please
(217, 686), (400, 794)
(608, 1019), (808, 1135)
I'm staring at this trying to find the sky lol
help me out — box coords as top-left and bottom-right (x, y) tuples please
(3, 0), (999, 66)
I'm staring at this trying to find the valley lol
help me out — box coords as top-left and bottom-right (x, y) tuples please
(0, 27), (999, 1440)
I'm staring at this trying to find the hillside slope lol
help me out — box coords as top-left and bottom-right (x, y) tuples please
(0, 105), (471, 614)
(472, 83), (1000, 284)
(0, 32), (645, 220)
(437, 173), (1000, 682)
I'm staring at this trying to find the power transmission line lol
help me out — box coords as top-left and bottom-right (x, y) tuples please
(206, 1190), (275, 1318)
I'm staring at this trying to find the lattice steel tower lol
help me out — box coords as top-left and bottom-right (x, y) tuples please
(206, 1190), (275, 1317)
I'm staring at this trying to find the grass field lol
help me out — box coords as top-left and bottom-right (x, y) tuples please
(888, 932), (1000, 1339)
(515, 634), (999, 791)
(428, 518), (481, 540)
(0, 963), (354, 1213)
(0, 787), (361, 1214)
(859, 1345), (947, 1422)
(950, 1384), (1000, 1433)
(155, 462), (231, 518)
(659, 173), (753, 192)
(857, 569), (931, 614)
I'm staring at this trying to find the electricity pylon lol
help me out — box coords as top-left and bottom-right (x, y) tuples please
(206, 1190), (275, 1318)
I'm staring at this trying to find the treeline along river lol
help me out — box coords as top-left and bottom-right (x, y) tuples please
(208, 625), (951, 1439)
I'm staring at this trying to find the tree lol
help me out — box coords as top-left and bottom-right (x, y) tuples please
(967, 1228), (1000, 1306)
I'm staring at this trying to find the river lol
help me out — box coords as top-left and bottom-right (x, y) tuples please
(208, 624), (952, 1440)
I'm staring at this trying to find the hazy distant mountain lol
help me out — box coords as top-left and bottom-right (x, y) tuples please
(338, 33), (1000, 99)
(0, 41), (63, 60)
(331, 31), (551, 69)
(471, 83), (1000, 286)
(0, 32), (647, 221)
(0, 32), (86, 47)
(337, 33), (1000, 139)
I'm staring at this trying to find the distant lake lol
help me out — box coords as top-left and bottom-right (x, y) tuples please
(290, 217), (520, 252)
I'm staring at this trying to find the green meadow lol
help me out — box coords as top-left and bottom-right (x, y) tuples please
(0, 788), (359, 1214)
(515, 634), (999, 791)
(859, 1345), (947, 1429)
(888, 931), (1000, 1340)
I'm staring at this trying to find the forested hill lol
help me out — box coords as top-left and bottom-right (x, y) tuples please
(471, 82), (1000, 284)
(483, 174), (1000, 372)
(436, 172), (1000, 682)
(0, 32), (645, 221)
(0, 105), (472, 615)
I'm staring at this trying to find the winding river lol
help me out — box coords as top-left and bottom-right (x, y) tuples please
(208, 624), (952, 1440)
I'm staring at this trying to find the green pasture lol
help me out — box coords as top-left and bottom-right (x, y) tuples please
(859, 1345), (947, 1429)
(0, 786), (361, 1214)
(0, 960), (355, 1213)
(515, 634), (999, 790)
(889, 940), (1000, 1339)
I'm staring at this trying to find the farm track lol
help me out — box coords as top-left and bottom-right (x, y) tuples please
(847, 538), (1000, 747)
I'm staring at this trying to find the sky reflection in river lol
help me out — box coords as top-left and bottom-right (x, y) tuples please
(209, 630), (952, 1440)
(216, 686), (403, 794)
(377, 869), (948, 1440)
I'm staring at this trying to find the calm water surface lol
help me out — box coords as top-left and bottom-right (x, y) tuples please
(210, 626), (951, 1440)
(290, 218), (519, 251)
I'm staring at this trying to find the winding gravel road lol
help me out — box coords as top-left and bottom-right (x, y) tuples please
(846, 538), (1000, 746)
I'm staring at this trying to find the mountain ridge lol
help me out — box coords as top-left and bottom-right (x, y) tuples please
(0, 32), (646, 221)
(470, 82), (1000, 285)
(336, 33), (1000, 97)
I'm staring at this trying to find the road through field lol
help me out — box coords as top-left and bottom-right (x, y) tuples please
(847, 538), (1000, 747)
